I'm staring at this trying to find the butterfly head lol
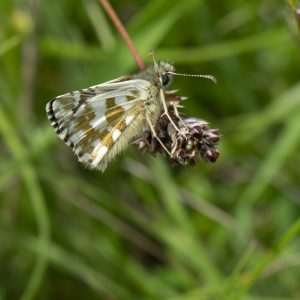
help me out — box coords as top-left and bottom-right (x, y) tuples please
(154, 61), (175, 89)
(139, 61), (175, 90)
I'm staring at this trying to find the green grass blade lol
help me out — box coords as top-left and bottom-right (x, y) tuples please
(0, 107), (50, 300)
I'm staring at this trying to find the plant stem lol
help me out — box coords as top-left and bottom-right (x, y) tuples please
(99, 0), (145, 70)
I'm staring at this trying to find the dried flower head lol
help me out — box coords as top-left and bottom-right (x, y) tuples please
(169, 117), (220, 166)
(133, 91), (220, 167)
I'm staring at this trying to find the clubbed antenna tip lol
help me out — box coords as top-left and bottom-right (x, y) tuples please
(167, 72), (217, 84)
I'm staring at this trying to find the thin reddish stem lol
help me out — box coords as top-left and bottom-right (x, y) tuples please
(99, 0), (145, 70)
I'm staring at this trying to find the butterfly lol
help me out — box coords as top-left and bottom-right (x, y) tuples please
(46, 61), (216, 172)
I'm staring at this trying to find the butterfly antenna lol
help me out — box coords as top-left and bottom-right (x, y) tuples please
(167, 72), (217, 84)
(148, 51), (158, 67)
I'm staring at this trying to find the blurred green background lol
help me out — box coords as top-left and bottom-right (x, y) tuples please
(1, 0), (300, 299)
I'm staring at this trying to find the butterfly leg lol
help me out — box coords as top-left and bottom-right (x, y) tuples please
(172, 103), (189, 129)
(145, 114), (171, 156)
(160, 89), (182, 133)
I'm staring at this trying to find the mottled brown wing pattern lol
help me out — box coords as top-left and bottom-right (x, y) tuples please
(46, 79), (152, 170)
(85, 103), (144, 170)
(46, 87), (97, 148)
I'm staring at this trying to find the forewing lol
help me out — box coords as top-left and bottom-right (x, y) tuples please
(46, 78), (151, 169)
(82, 103), (144, 170)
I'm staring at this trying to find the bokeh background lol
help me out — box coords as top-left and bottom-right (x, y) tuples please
(1, 0), (300, 299)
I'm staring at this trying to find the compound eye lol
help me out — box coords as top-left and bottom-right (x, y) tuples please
(161, 74), (170, 86)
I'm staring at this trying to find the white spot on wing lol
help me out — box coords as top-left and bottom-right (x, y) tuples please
(90, 97), (107, 112)
(59, 128), (68, 140)
(92, 145), (108, 166)
(115, 96), (127, 105)
(90, 114), (107, 129)
(89, 101), (107, 129)
(112, 129), (121, 142)
(125, 115), (134, 125)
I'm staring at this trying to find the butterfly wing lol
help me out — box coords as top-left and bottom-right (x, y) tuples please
(46, 78), (153, 171)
